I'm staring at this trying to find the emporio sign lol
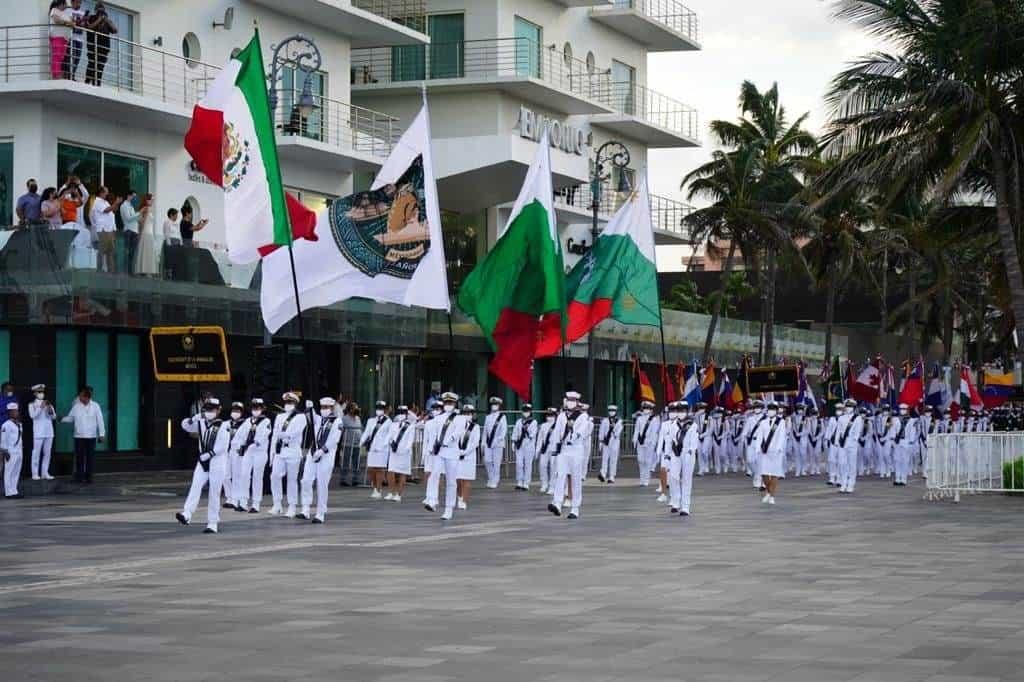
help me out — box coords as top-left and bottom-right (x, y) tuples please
(518, 105), (592, 157)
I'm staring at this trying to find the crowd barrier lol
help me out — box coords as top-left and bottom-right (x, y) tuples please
(925, 432), (1024, 502)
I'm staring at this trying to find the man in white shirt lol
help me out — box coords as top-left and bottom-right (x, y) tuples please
(89, 186), (121, 273)
(61, 386), (105, 484)
(119, 189), (140, 273)
(28, 383), (57, 480)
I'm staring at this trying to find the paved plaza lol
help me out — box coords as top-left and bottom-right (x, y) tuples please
(1, 473), (1023, 682)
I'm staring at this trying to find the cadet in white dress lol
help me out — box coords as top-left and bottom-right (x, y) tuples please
(655, 402), (683, 503)
(536, 407), (558, 493)
(232, 398), (272, 513)
(1, 402), (24, 498)
(28, 384), (56, 480)
(420, 403), (444, 506)
(456, 403), (480, 509)
(632, 401), (660, 487)
(667, 402), (700, 515)
(891, 403), (919, 486)
(548, 391), (591, 519)
(269, 392), (308, 517)
(597, 405), (623, 483)
(176, 398), (232, 533)
(511, 404), (538, 490)
(482, 397), (507, 489)
(754, 402), (788, 504)
(743, 400), (768, 489)
(361, 400), (392, 500)
(301, 397), (343, 522)
(222, 402), (247, 510)
(385, 405), (417, 502)
(836, 399), (865, 494)
(424, 392), (461, 517)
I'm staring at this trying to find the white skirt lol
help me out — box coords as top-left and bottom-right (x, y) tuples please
(457, 451), (477, 480)
(366, 448), (389, 469)
(760, 449), (785, 477)
(388, 449), (412, 476)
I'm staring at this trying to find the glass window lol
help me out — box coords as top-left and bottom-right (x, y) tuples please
(514, 16), (542, 78)
(280, 66), (326, 142)
(55, 330), (78, 454)
(85, 331), (109, 452)
(611, 60), (636, 115)
(0, 141), (11, 225)
(115, 334), (140, 451)
(104, 151), (150, 199)
(57, 142), (150, 201)
(391, 13), (464, 82)
(442, 208), (485, 292)
(81, 1), (137, 89)
(284, 186), (336, 214)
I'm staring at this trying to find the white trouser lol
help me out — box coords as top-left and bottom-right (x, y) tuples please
(221, 454), (232, 505)
(270, 454), (301, 509)
(697, 441), (710, 474)
(181, 455), (226, 527)
(31, 437), (53, 478)
(4, 448), (22, 496)
(840, 446), (859, 491)
(747, 446), (761, 488)
(538, 452), (552, 490)
(550, 451), (585, 512)
(514, 446), (535, 487)
(426, 456), (460, 513)
(483, 446), (503, 487)
(668, 452), (696, 512)
(893, 444), (913, 484)
(636, 445), (655, 484)
(225, 451), (245, 504)
(300, 450), (337, 519)
(600, 441), (619, 480)
(241, 448), (268, 510)
(827, 444), (840, 482)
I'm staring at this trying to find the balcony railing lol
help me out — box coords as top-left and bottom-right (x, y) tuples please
(609, 0), (701, 45)
(553, 184), (694, 237)
(0, 24), (218, 109)
(273, 90), (400, 158)
(352, 37), (610, 105)
(603, 80), (699, 141)
(352, 0), (427, 35)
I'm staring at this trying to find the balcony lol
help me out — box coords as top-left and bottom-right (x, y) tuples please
(591, 0), (702, 52)
(552, 0), (613, 6)
(247, 0), (428, 47)
(553, 183), (695, 243)
(351, 37), (613, 115)
(591, 81), (700, 147)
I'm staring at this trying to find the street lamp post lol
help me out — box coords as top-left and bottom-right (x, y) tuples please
(586, 141), (631, 405)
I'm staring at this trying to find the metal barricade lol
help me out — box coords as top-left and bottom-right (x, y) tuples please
(925, 432), (1024, 502)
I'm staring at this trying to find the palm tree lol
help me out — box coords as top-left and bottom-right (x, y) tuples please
(822, 0), (1024, 359)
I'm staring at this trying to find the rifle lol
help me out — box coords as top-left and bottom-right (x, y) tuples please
(514, 418), (533, 450)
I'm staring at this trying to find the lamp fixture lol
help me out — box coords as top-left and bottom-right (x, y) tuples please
(213, 7), (235, 30)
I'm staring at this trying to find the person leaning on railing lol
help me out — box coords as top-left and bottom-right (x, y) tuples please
(84, 2), (117, 87)
(48, 1), (75, 80)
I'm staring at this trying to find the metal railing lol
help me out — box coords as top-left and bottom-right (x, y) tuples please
(352, 37), (611, 105)
(352, 0), (427, 34)
(607, 0), (702, 45)
(273, 90), (400, 158)
(925, 432), (1024, 502)
(604, 80), (700, 141)
(0, 24), (218, 109)
(554, 184), (694, 237)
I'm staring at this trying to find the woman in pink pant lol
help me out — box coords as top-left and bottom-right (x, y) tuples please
(48, 1), (73, 79)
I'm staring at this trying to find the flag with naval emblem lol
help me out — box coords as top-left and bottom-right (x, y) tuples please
(534, 171), (661, 357)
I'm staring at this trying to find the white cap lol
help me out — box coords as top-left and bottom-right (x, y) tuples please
(441, 391), (460, 402)
(898, 403), (909, 410)
(5, 402), (17, 411)
(320, 397), (337, 408)
(31, 384), (45, 392)
(489, 396), (503, 405)
(282, 392), (300, 403)
(565, 391), (582, 400)
(204, 398), (221, 408)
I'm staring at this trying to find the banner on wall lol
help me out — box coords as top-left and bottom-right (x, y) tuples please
(149, 326), (231, 382)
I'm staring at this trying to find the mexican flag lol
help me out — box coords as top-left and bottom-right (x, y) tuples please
(535, 172), (661, 357)
(184, 32), (290, 264)
(457, 130), (566, 400)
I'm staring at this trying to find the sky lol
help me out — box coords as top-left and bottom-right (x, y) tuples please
(646, 0), (882, 270)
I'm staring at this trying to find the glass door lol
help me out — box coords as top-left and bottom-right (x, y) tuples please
(281, 67), (326, 141)
(514, 17), (542, 78)
(82, 1), (136, 91)
(611, 60), (636, 115)
(428, 14), (464, 79)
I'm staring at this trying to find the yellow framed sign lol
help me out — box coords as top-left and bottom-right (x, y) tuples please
(745, 364), (800, 395)
(149, 326), (231, 382)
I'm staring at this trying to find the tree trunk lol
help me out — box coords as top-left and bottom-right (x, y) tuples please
(942, 283), (954, 362)
(764, 248), (777, 364)
(908, 275), (918, 358)
(880, 248), (888, 334)
(702, 240), (737, 364)
(976, 284), (985, 366)
(991, 148), (1024, 362)
(825, 274), (837, 367)
(757, 255), (768, 364)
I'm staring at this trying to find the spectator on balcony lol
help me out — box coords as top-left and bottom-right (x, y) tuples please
(163, 207), (180, 247)
(64, 0), (87, 80)
(179, 205), (208, 247)
(135, 193), (160, 276)
(84, 2), (117, 87)
(119, 188), (140, 272)
(48, 1), (74, 80)
(58, 174), (89, 227)
(40, 187), (62, 229)
(16, 179), (41, 227)
(90, 186), (122, 272)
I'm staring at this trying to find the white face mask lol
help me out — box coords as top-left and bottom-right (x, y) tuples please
(320, 408), (333, 418)
(899, 409), (908, 416)
(283, 403), (296, 414)
(643, 408), (652, 415)
(230, 411), (243, 420)
(668, 412), (678, 420)
(522, 411), (531, 417)
(609, 412), (617, 418)
(251, 409), (263, 418)
(35, 392), (44, 400)
(767, 410), (778, 418)
(546, 415), (555, 422)
(491, 405), (500, 413)
(442, 403), (455, 413)
(203, 411), (218, 421)
(407, 412), (416, 422)
(375, 409), (384, 417)
(565, 401), (578, 410)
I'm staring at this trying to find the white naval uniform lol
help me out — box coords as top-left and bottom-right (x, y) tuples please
(270, 411), (308, 514)
(511, 416), (538, 488)
(28, 399), (56, 479)
(598, 416), (623, 481)
(891, 416), (919, 484)
(550, 410), (592, 515)
(421, 414), (441, 475)
(668, 418), (699, 513)
(694, 411), (711, 475)
(877, 416), (899, 478)
(386, 417), (417, 477)
(362, 414), (393, 470)
(301, 414), (343, 521)
(536, 418), (557, 492)
(425, 411), (461, 511)
(221, 419), (246, 506)
(655, 416), (677, 491)
(824, 416), (840, 484)
(180, 416), (232, 530)
(744, 413), (768, 488)
(632, 413), (660, 486)
(754, 415), (788, 478)
(835, 412), (865, 493)
(232, 415), (272, 511)
(1, 419), (23, 496)
(458, 418), (481, 481)
(482, 411), (507, 488)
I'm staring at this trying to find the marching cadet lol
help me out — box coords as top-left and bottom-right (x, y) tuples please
(728, 411), (744, 473)
(385, 405), (417, 503)
(743, 400), (768, 490)
(420, 402), (444, 507)
(548, 391), (591, 519)
(668, 402), (699, 515)
(657, 401), (683, 506)
(581, 403), (594, 480)
(825, 403), (842, 486)
(877, 408), (898, 479)
(222, 402), (246, 510)
(28, 384), (56, 481)
(424, 392), (461, 515)
(511, 403), (538, 490)
(754, 402), (788, 504)
(708, 407), (726, 474)
(632, 401), (660, 487)
(536, 407), (558, 493)
(694, 402), (711, 476)
(1, 402), (23, 499)
(233, 398), (272, 513)
(597, 405), (623, 483)
(176, 398), (231, 533)
(892, 403), (919, 486)
(299, 398), (343, 522)
(361, 400), (392, 500)
(482, 397), (507, 489)
(269, 392), (308, 517)
(836, 399), (865, 494)
(456, 403), (480, 510)
(790, 405), (806, 476)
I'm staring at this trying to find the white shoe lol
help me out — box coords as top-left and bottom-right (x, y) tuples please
(371, 489), (382, 500)
(761, 494), (771, 504)
(441, 509), (453, 521)
(656, 485), (663, 494)
(393, 495), (402, 503)
(268, 506), (281, 516)
(285, 506), (296, 518)
(203, 524), (218, 534)
(563, 498), (571, 508)
(768, 496), (776, 505)
(656, 493), (668, 503)
(31, 475), (40, 481)
(457, 498), (467, 510)
(43, 474), (54, 480)
(384, 493), (395, 501)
